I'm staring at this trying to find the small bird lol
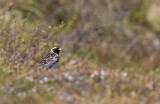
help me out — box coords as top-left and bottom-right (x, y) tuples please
(36, 47), (62, 71)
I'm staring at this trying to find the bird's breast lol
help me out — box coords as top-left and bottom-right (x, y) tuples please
(49, 61), (59, 70)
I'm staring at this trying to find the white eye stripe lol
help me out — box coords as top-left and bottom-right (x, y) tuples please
(51, 47), (60, 50)
(51, 47), (56, 50)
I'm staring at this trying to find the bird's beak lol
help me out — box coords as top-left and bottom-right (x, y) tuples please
(59, 48), (62, 51)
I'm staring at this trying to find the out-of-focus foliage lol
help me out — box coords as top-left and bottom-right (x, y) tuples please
(0, 0), (160, 103)
(0, 0), (159, 69)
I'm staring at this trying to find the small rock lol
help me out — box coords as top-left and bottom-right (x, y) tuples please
(43, 76), (49, 82)
(121, 72), (128, 77)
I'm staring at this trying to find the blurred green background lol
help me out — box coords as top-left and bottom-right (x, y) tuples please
(0, 0), (160, 104)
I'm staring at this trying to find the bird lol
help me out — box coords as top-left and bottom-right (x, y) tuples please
(36, 47), (62, 71)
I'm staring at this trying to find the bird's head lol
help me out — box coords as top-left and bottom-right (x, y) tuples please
(49, 47), (62, 54)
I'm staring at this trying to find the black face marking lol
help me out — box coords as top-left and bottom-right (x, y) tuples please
(51, 47), (61, 54)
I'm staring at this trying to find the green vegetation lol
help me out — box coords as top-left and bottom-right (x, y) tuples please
(0, 0), (160, 103)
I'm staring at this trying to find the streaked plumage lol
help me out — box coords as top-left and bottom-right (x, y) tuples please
(36, 47), (62, 71)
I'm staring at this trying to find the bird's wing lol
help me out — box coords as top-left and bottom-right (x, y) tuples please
(36, 53), (59, 71)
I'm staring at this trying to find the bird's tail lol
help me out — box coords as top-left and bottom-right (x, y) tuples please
(35, 66), (43, 72)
